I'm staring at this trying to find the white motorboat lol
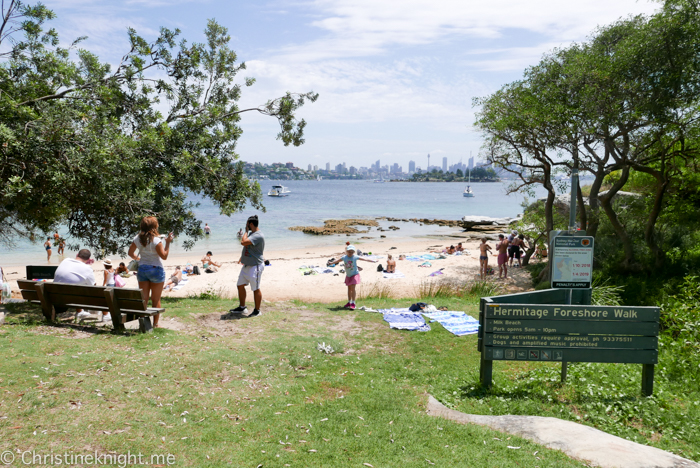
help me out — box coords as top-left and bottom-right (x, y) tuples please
(463, 169), (475, 197)
(268, 185), (291, 197)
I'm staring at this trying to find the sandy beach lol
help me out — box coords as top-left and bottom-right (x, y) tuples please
(5, 231), (536, 303)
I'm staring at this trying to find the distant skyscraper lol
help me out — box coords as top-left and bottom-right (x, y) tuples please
(314, 165), (318, 171)
(375, 159), (381, 172)
(335, 163), (343, 173)
(308, 164), (312, 171)
(326, 162), (330, 171)
(408, 160), (416, 172)
(442, 157), (447, 172)
(349, 166), (357, 175)
(286, 162), (294, 169)
(468, 156), (474, 170)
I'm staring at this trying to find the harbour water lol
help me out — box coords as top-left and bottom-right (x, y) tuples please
(2, 180), (547, 266)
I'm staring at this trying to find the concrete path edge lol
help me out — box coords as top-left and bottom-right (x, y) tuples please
(426, 394), (699, 468)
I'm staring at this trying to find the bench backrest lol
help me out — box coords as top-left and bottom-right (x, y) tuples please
(26, 265), (58, 280)
(17, 280), (148, 311)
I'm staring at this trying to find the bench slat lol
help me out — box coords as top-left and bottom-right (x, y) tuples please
(44, 283), (116, 297)
(114, 288), (145, 301)
(45, 294), (109, 308)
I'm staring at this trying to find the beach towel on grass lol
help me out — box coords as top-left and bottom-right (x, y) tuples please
(429, 270), (444, 277)
(382, 272), (405, 279)
(422, 311), (480, 336)
(381, 310), (430, 332)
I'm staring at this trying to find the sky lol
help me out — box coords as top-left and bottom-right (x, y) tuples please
(43, 0), (660, 170)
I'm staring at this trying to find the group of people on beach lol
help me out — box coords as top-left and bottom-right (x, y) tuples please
(478, 230), (528, 280)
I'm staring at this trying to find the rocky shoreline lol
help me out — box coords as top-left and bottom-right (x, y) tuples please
(289, 215), (520, 236)
(288, 218), (379, 235)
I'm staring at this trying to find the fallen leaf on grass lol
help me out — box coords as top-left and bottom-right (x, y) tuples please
(507, 446), (521, 449)
(363, 464), (374, 467)
(358, 416), (364, 420)
(308, 449), (317, 453)
(320, 418), (328, 422)
(426, 460), (435, 465)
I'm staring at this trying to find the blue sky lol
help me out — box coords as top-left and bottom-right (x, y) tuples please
(45, 0), (659, 169)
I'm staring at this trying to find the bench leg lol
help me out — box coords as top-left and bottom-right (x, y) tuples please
(112, 313), (126, 332)
(642, 364), (654, 396)
(138, 317), (153, 333)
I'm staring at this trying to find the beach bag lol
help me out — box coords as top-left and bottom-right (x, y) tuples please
(193, 265), (201, 275)
(409, 303), (427, 312)
(376, 264), (384, 272)
(114, 274), (126, 288)
(127, 259), (139, 272)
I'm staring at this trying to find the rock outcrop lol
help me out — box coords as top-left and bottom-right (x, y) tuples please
(289, 219), (379, 235)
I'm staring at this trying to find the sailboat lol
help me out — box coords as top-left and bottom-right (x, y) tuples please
(463, 169), (475, 197)
(373, 173), (386, 183)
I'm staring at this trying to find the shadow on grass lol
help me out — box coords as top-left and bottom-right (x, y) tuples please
(3, 301), (158, 337)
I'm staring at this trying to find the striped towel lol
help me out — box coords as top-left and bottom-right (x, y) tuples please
(422, 311), (480, 336)
(381, 310), (430, 332)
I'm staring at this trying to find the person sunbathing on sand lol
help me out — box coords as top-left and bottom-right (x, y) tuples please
(164, 266), (182, 290)
(386, 254), (396, 273)
(202, 251), (221, 270)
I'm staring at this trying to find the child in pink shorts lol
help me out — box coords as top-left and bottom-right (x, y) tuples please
(341, 245), (377, 309)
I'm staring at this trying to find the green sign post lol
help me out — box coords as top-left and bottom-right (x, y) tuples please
(478, 295), (659, 396)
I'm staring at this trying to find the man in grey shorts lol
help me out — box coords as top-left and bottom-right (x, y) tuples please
(228, 215), (265, 317)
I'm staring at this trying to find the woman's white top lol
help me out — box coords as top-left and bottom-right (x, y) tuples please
(134, 235), (163, 267)
(105, 270), (115, 286)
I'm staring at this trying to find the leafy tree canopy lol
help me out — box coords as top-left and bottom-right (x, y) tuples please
(0, 0), (318, 255)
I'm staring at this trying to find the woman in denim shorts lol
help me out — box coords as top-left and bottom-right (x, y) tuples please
(128, 216), (173, 327)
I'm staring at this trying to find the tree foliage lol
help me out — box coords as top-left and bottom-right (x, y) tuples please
(0, 1), (318, 254)
(475, 0), (700, 272)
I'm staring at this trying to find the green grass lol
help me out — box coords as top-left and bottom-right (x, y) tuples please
(2, 289), (698, 466)
(0, 298), (584, 467)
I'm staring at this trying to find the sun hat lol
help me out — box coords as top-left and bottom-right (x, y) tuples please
(346, 244), (356, 252)
(103, 259), (113, 267)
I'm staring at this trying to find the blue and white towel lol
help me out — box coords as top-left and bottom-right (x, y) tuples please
(422, 311), (480, 336)
(381, 311), (431, 332)
(406, 254), (439, 262)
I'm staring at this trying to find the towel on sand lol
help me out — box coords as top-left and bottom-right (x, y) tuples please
(381, 310), (430, 332)
(422, 311), (479, 336)
(406, 254), (439, 262)
(172, 279), (189, 291)
(382, 272), (405, 279)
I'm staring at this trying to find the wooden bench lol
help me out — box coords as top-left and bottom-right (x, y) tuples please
(17, 280), (164, 332)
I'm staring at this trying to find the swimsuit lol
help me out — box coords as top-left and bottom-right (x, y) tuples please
(480, 255), (488, 261)
(45, 245), (51, 250)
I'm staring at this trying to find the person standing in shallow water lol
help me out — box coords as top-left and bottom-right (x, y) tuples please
(228, 215), (265, 317)
(44, 237), (52, 261)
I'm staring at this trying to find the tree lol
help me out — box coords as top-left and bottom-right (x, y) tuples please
(0, 1), (318, 254)
(456, 168), (463, 178)
(474, 0), (700, 271)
